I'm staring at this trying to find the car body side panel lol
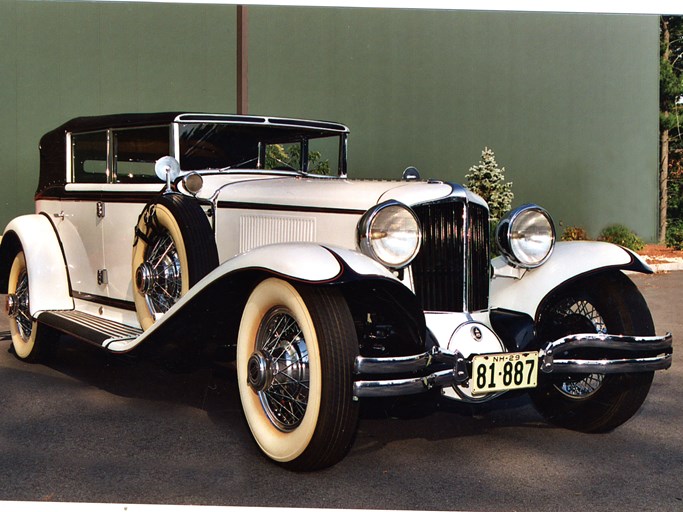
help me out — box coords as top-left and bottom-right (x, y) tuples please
(1, 214), (74, 315)
(213, 205), (362, 264)
(489, 241), (650, 320)
(164, 242), (399, 310)
(38, 198), (104, 298)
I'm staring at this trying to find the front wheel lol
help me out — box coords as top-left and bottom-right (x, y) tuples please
(529, 271), (655, 433)
(236, 278), (359, 471)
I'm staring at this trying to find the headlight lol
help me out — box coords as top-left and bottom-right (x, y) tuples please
(496, 205), (555, 268)
(358, 201), (421, 269)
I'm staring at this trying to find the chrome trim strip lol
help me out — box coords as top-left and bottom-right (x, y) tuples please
(174, 114), (350, 133)
(50, 310), (142, 338)
(65, 131), (73, 184)
(462, 193), (469, 312)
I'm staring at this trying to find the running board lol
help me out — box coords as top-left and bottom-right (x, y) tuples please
(38, 310), (142, 349)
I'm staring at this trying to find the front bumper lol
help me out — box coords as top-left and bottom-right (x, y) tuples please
(352, 332), (673, 398)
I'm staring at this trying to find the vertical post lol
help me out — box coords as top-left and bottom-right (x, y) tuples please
(237, 5), (248, 115)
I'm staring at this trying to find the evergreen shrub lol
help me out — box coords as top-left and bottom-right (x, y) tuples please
(465, 147), (513, 223)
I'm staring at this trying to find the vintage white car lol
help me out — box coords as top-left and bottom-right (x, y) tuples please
(0, 113), (673, 470)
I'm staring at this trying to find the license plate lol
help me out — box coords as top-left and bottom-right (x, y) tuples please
(471, 352), (539, 395)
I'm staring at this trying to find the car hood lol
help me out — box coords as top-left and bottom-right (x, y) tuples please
(195, 174), (480, 212)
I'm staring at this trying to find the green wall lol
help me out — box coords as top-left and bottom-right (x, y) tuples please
(0, 3), (659, 241)
(0, 1), (235, 227)
(248, 8), (659, 240)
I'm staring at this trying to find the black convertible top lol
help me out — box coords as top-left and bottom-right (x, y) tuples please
(37, 112), (349, 198)
(38, 112), (183, 197)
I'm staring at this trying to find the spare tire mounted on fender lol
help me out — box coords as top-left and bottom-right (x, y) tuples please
(132, 193), (218, 330)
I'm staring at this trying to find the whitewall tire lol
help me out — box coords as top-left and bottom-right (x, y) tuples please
(237, 278), (359, 471)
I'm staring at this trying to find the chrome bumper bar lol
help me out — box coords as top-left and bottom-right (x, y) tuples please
(352, 332), (673, 399)
(539, 332), (673, 374)
(353, 348), (469, 398)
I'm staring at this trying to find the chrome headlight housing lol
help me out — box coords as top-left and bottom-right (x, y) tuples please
(496, 205), (555, 269)
(358, 200), (422, 269)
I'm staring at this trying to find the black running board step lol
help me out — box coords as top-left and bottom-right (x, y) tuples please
(38, 310), (142, 347)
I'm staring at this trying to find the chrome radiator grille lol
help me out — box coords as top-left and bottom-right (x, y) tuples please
(410, 200), (490, 312)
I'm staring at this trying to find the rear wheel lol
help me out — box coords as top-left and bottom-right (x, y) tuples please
(6, 251), (56, 362)
(237, 278), (359, 471)
(529, 271), (655, 432)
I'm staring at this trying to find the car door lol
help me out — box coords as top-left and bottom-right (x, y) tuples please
(100, 125), (173, 302)
(55, 130), (108, 300)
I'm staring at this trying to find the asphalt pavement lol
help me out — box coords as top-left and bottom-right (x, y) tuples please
(0, 271), (681, 511)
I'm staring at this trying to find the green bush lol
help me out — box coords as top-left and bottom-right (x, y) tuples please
(598, 224), (645, 252)
(560, 224), (589, 241)
(666, 220), (683, 250)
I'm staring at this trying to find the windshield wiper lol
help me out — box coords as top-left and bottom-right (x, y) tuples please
(219, 157), (259, 171)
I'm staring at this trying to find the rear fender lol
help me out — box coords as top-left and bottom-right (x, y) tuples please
(490, 241), (650, 320)
(0, 214), (73, 315)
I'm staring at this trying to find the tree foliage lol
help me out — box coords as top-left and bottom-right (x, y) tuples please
(660, 16), (683, 124)
(265, 144), (330, 175)
(660, 16), (683, 244)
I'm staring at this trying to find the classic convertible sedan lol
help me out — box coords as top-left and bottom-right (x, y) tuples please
(0, 113), (673, 470)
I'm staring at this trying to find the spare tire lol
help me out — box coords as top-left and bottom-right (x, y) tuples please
(132, 194), (219, 330)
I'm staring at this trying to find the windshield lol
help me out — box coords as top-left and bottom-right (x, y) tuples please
(177, 123), (345, 176)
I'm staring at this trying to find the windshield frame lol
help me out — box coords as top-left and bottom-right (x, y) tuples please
(173, 121), (349, 178)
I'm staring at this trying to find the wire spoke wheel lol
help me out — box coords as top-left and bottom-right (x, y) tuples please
(253, 308), (310, 431)
(548, 298), (606, 399)
(555, 373), (604, 399)
(13, 268), (33, 341)
(529, 271), (656, 433)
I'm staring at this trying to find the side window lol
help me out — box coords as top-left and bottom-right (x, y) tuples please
(113, 126), (171, 183)
(72, 131), (108, 183)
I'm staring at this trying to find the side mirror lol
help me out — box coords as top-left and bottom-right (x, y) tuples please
(402, 166), (420, 181)
(155, 156), (181, 193)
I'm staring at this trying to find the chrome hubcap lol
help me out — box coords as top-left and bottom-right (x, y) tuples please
(251, 308), (310, 432)
(139, 231), (182, 315)
(247, 351), (271, 392)
(135, 262), (155, 294)
(6, 293), (18, 318)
